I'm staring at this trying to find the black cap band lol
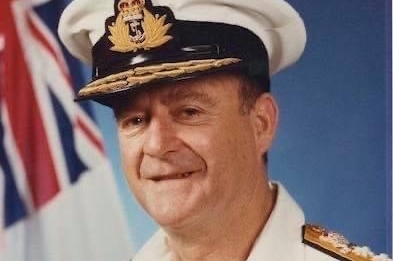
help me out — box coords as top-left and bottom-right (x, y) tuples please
(80, 0), (270, 104)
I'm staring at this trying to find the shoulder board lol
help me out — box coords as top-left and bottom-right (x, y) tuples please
(302, 224), (392, 261)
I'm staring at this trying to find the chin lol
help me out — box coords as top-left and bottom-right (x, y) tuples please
(148, 205), (196, 229)
(143, 194), (207, 229)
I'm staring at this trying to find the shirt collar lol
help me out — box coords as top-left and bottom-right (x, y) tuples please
(246, 182), (305, 261)
(133, 182), (305, 261)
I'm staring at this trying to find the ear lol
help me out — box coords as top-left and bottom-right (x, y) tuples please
(251, 93), (279, 155)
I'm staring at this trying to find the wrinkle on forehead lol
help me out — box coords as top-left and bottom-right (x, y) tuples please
(113, 73), (241, 116)
(158, 73), (241, 106)
(158, 82), (218, 107)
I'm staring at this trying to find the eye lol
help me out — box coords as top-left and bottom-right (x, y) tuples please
(173, 105), (208, 125)
(177, 106), (203, 119)
(129, 116), (145, 125)
(181, 107), (201, 117)
(119, 114), (148, 130)
(130, 115), (147, 126)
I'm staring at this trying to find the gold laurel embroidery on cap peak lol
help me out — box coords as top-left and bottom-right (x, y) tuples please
(303, 224), (392, 261)
(79, 80), (129, 96)
(108, 0), (173, 52)
(78, 58), (241, 97)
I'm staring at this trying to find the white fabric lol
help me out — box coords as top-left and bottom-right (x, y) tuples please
(58, 1), (113, 63)
(0, 1), (133, 259)
(132, 183), (338, 261)
(58, 0), (306, 75)
(1, 162), (133, 261)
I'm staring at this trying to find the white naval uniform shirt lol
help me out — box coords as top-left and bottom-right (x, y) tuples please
(132, 183), (338, 261)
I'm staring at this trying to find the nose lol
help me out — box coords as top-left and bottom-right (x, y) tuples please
(143, 116), (180, 158)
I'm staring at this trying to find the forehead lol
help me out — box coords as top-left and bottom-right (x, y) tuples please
(111, 73), (241, 110)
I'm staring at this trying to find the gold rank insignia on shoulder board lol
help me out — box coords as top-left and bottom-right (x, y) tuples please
(303, 224), (392, 261)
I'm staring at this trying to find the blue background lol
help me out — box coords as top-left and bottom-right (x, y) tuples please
(89, 0), (392, 255)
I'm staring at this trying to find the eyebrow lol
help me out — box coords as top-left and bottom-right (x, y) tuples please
(112, 94), (144, 120)
(113, 82), (219, 118)
(164, 87), (218, 107)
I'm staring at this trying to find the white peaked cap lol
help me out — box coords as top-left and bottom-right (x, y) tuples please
(58, 0), (306, 76)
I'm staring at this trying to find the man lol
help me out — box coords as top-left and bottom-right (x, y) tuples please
(58, 0), (391, 260)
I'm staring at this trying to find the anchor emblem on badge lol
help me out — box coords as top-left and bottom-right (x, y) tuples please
(118, 0), (146, 43)
(108, 0), (173, 53)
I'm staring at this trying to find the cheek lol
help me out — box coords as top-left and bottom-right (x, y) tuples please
(180, 126), (237, 185)
(187, 128), (247, 209)
(208, 118), (257, 180)
(118, 135), (142, 186)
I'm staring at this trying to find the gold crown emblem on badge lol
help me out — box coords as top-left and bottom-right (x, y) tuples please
(108, 0), (173, 52)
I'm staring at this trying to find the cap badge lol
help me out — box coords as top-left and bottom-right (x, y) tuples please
(108, 0), (173, 53)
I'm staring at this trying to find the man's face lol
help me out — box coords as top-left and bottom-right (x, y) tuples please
(115, 74), (277, 229)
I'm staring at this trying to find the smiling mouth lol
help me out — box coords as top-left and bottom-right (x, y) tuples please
(151, 172), (193, 182)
